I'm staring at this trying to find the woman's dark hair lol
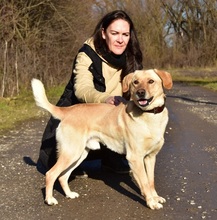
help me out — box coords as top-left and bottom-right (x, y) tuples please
(92, 10), (143, 80)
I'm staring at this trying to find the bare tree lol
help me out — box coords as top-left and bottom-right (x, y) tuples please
(161, 0), (217, 67)
(0, 0), (217, 97)
(0, 0), (96, 96)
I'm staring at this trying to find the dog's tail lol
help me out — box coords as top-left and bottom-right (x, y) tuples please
(31, 78), (64, 120)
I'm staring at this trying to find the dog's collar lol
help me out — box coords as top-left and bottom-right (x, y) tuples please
(144, 104), (165, 114)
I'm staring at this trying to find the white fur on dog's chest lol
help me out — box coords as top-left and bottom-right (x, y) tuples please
(127, 110), (168, 153)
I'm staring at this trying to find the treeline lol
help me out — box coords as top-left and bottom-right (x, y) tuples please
(0, 0), (217, 97)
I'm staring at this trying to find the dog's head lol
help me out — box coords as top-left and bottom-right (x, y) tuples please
(122, 69), (173, 111)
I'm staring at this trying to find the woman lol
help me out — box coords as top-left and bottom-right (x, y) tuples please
(38, 10), (143, 175)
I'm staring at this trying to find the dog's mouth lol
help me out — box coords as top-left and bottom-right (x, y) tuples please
(137, 97), (153, 107)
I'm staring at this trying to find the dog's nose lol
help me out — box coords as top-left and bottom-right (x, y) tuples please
(136, 89), (146, 98)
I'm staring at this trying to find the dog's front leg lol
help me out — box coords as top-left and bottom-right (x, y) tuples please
(127, 154), (163, 210)
(144, 154), (166, 205)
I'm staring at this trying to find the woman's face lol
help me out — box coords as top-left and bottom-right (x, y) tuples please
(102, 19), (130, 55)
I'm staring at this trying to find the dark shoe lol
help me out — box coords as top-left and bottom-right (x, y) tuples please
(101, 161), (131, 174)
(71, 167), (88, 179)
(101, 148), (131, 174)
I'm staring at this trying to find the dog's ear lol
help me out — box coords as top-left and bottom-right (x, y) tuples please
(154, 69), (173, 89)
(122, 73), (134, 93)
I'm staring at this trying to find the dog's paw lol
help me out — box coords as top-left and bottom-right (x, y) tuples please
(154, 196), (166, 204)
(146, 197), (163, 210)
(66, 191), (79, 199)
(45, 197), (58, 206)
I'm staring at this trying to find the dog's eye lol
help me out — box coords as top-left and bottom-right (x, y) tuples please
(148, 79), (154, 84)
(133, 80), (139, 85)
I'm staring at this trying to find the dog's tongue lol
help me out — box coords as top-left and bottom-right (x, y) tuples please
(138, 99), (148, 105)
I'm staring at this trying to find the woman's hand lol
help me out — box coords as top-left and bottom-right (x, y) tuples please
(105, 96), (127, 106)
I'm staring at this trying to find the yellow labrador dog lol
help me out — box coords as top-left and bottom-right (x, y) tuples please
(31, 69), (172, 210)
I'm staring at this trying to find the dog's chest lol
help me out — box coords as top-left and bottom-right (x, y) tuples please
(129, 113), (168, 148)
(134, 112), (167, 132)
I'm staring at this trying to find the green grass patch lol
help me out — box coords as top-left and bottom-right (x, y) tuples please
(173, 76), (217, 91)
(0, 85), (64, 135)
(171, 68), (217, 91)
(0, 70), (216, 135)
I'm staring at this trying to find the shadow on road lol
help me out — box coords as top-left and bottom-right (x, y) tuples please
(22, 156), (147, 207)
(168, 95), (217, 105)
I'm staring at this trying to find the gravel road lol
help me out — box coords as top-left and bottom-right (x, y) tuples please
(0, 82), (216, 220)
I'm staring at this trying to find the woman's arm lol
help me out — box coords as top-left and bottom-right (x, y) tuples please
(73, 52), (113, 103)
